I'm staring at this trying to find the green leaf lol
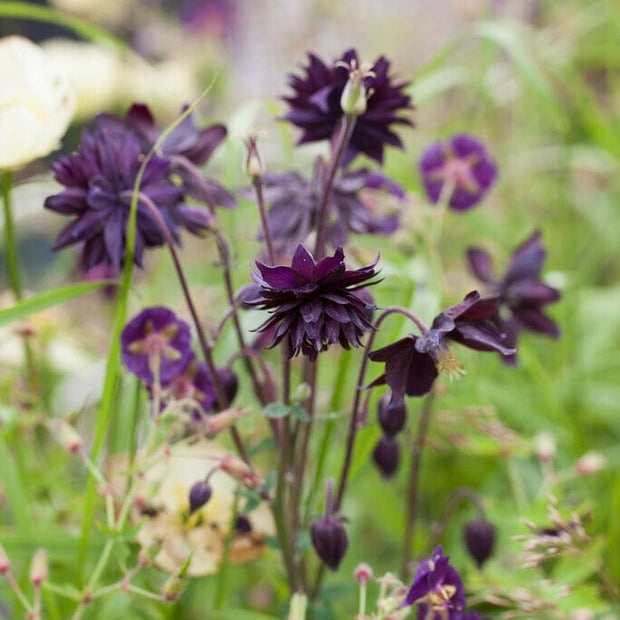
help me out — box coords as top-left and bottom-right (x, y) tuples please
(262, 402), (291, 419)
(289, 403), (310, 422)
(0, 281), (112, 327)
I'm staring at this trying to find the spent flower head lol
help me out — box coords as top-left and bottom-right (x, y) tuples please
(283, 48), (413, 165)
(370, 292), (515, 400)
(249, 244), (379, 360)
(467, 230), (560, 363)
(419, 134), (497, 211)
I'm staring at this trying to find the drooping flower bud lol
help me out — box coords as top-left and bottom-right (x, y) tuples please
(220, 454), (263, 489)
(377, 394), (407, 437)
(30, 548), (48, 587)
(373, 435), (400, 479)
(463, 518), (496, 568)
(311, 515), (348, 571)
(217, 366), (239, 408)
(0, 544), (10, 574)
(188, 479), (213, 514)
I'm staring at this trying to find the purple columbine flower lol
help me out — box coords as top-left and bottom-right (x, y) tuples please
(282, 48), (413, 165)
(419, 134), (497, 211)
(248, 244), (379, 361)
(369, 291), (515, 400)
(121, 307), (193, 384)
(403, 546), (466, 618)
(125, 103), (236, 210)
(259, 161), (403, 257)
(467, 231), (560, 364)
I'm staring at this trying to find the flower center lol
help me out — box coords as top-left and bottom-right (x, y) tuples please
(435, 349), (465, 380)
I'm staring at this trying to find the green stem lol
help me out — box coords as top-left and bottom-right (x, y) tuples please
(2, 171), (22, 299)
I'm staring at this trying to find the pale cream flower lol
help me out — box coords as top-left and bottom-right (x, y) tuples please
(0, 36), (75, 169)
(49, 0), (132, 27)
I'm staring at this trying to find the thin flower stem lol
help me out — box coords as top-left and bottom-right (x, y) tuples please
(252, 176), (276, 265)
(313, 115), (357, 259)
(136, 193), (250, 463)
(402, 390), (435, 579)
(1, 571), (34, 614)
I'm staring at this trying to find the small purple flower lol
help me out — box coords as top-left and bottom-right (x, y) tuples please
(283, 48), (413, 165)
(260, 162), (402, 257)
(369, 292), (515, 400)
(121, 307), (193, 384)
(467, 231), (560, 364)
(403, 546), (466, 618)
(45, 114), (186, 270)
(419, 134), (497, 211)
(248, 244), (379, 361)
(125, 103), (236, 210)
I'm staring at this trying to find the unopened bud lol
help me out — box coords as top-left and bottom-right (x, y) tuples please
(533, 432), (556, 464)
(311, 515), (348, 571)
(372, 435), (400, 479)
(220, 454), (263, 489)
(463, 518), (496, 568)
(292, 382), (312, 403)
(0, 545), (10, 574)
(188, 480), (213, 514)
(377, 395), (407, 437)
(575, 452), (605, 476)
(49, 418), (83, 453)
(205, 407), (246, 435)
(216, 366), (239, 409)
(244, 132), (265, 179)
(162, 573), (185, 602)
(354, 562), (373, 584)
(235, 515), (252, 535)
(30, 548), (48, 587)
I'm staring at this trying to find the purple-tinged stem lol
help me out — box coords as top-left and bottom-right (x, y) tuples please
(402, 389), (435, 579)
(251, 176), (276, 266)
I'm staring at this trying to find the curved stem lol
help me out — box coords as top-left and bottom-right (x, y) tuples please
(402, 390), (435, 579)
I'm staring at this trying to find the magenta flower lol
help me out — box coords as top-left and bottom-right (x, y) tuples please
(248, 244), (379, 360)
(369, 292), (515, 400)
(467, 230), (560, 363)
(121, 307), (193, 384)
(419, 134), (497, 211)
(283, 48), (413, 165)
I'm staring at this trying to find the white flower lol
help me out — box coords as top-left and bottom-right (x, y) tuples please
(0, 36), (75, 170)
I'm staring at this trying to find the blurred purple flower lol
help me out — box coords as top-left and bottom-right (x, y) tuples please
(403, 546), (466, 618)
(125, 103), (236, 210)
(369, 292), (515, 400)
(121, 306), (193, 384)
(282, 48), (413, 165)
(419, 134), (497, 211)
(248, 244), (379, 360)
(178, 0), (237, 39)
(260, 161), (403, 257)
(45, 114), (190, 270)
(467, 231), (560, 364)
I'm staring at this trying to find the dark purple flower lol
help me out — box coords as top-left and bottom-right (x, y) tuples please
(419, 134), (497, 211)
(464, 518), (496, 568)
(467, 231), (560, 364)
(283, 48), (413, 165)
(121, 307), (193, 384)
(248, 244), (379, 361)
(310, 515), (348, 571)
(403, 546), (466, 618)
(373, 435), (400, 478)
(125, 103), (236, 210)
(260, 161), (402, 258)
(369, 292), (515, 400)
(45, 114), (189, 270)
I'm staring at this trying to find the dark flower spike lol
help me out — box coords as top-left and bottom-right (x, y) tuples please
(467, 231), (560, 364)
(419, 134), (497, 211)
(121, 306), (193, 384)
(283, 48), (413, 165)
(45, 114), (186, 270)
(125, 103), (236, 210)
(369, 291), (516, 400)
(249, 244), (379, 361)
(403, 546), (466, 619)
(260, 161), (403, 256)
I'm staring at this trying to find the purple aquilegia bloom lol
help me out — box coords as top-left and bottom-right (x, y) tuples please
(369, 291), (515, 400)
(121, 306), (193, 384)
(45, 114), (189, 270)
(248, 244), (379, 360)
(260, 161), (403, 257)
(125, 103), (236, 210)
(419, 134), (497, 211)
(403, 546), (466, 619)
(283, 48), (413, 165)
(467, 231), (560, 364)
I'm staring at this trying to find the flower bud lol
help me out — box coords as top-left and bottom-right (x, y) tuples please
(463, 518), (496, 568)
(30, 548), (48, 586)
(533, 432), (556, 464)
(188, 480), (213, 514)
(162, 573), (185, 601)
(235, 515), (252, 535)
(575, 452), (605, 476)
(220, 454), (263, 489)
(216, 366), (239, 408)
(373, 435), (400, 479)
(377, 395), (407, 437)
(311, 515), (348, 571)
(354, 562), (373, 584)
(244, 132), (265, 179)
(49, 417), (83, 453)
(204, 407), (246, 435)
(0, 544), (10, 574)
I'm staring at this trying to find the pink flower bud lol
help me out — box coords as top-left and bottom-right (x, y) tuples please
(30, 548), (48, 587)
